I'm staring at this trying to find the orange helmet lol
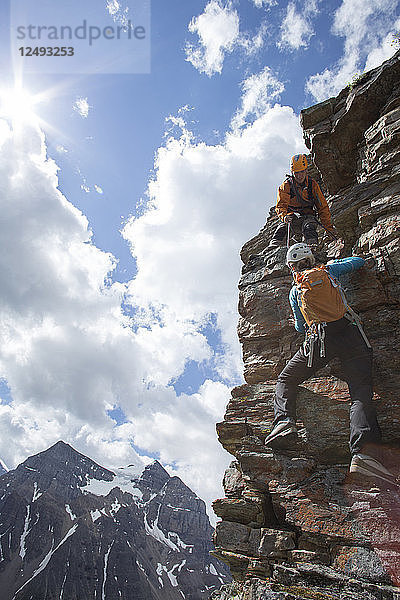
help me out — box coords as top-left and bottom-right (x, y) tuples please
(291, 154), (308, 172)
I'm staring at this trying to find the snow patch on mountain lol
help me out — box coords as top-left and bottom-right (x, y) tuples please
(19, 505), (31, 559)
(144, 507), (193, 553)
(13, 523), (78, 598)
(144, 508), (179, 551)
(32, 482), (42, 502)
(91, 509), (102, 522)
(156, 560), (186, 588)
(82, 465), (143, 499)
(102, 541), (114, 600)
(65, 504), (76, 520)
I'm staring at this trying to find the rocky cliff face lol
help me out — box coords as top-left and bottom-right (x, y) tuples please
(212, 51), (400, 599)
(0, 441), (230, 599)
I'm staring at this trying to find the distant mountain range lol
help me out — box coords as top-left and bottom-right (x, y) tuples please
(0, 441), (230, 599)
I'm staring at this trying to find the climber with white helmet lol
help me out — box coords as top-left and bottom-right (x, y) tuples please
(269, 154), (335, 248)
(264, 243), (395, 484)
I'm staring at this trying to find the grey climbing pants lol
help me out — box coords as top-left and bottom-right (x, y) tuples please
(271, 214), (317, 244)
(274, 317), (381, 455)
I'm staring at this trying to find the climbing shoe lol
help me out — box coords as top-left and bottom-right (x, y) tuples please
(264, 419), (298, 447)
(350, 453), (397, 486)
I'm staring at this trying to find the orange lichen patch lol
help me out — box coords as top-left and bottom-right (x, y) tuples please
(288, 503), (357, 539)
(333, 545), (358, 571)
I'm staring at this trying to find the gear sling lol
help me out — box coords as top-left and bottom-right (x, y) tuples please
(294, 266), (371, 367)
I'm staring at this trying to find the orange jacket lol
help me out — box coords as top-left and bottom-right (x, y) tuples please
(276, 176), (333, 230)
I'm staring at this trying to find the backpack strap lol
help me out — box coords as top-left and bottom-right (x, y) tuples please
(344, 309), (372, 349)
(308, 177), (321, 208)
(323, 267), (372, 349)
(287, 175), (318, 210)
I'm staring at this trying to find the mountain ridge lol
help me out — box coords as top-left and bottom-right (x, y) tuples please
(0, 440), (230, 599)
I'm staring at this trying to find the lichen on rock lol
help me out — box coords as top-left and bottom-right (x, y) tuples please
(211, 51), (400, 599)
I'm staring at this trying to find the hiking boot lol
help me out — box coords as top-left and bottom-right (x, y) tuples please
(350, 453), (397, 486)
(269, 239), (286, 248)
(264, 419), (298, 447)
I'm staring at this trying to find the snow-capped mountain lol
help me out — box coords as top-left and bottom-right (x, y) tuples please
(0, 441), (230, 599)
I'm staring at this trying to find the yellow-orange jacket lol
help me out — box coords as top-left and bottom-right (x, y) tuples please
(276, 176), (333, 230)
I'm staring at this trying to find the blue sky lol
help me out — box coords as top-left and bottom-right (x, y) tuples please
(0, 0), (398, 520)
(2, 0), (353, 277)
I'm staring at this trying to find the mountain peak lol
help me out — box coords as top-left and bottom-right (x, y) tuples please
(0, 443), (231, 598)
(14, 440), (115, 501)
(137, 459), (170, 497)
(33, 439), (82, 459)
(19, 440), (84, 467)
(145, 459), (169, 475)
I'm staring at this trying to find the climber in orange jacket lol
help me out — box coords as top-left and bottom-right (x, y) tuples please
(269, 154), (334, 248)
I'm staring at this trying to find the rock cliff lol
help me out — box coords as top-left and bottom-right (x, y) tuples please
(212, 51), (400, 599)
(0, 441), (230, 599)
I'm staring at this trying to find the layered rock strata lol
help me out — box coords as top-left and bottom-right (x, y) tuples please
(212, 51), (400, 599)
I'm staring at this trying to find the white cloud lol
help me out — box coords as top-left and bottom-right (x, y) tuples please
(306, 0), (399, 101)
(120, 99), (306, 513)
(239, 21), (269, 56)
(185, 0), (268, 76)
(122, 102), (303, 369)
(278, 1), (317, 51)
(73, 97), (90, 118)
(251, 0), (277, 7)
(0, 70), (306, 522)
(185, 1), (240, 76)
(106, 0), (130, 27)
(365, 18), (400, 71)
(0, 122), (146, 467)
(232, 67), (285, 130)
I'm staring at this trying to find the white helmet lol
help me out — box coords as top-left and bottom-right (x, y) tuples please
(286, 243), (315, 266)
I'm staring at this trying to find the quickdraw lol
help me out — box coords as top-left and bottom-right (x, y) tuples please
(303, 322), (327, 367)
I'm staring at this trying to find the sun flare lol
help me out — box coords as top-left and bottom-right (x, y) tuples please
(0, 86), (44, 124)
